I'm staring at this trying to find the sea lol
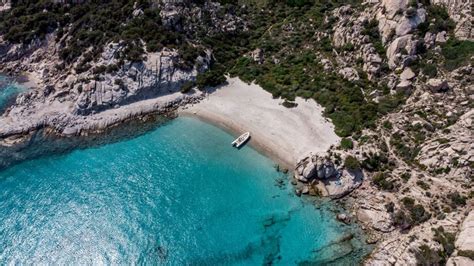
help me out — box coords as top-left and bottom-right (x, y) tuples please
(0, 78), (370, 265)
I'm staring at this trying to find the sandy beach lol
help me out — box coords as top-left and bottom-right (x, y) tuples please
(179, 78), (340, 168)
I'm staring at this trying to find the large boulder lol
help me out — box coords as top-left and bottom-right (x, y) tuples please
(395, 79), (412, 93)
(395, 8), (426, 36)
(318, 167), (363, 199)
(436, 31), (448, 43)
(424, 32), (436, 48)
(295, 156), (339, 184)
(427, 79), (449, 92)
(251, 48), (264, 64)
(357, 208), (394, 232)
(317, 160), (337, 179)
(382, 0), (409, 19)
(400, 67), (416, 80)
(386, 34), (415, 69)
(447, 256), (474, 266)
(339, 67), (360, 81)
(302, 161), (318, 180)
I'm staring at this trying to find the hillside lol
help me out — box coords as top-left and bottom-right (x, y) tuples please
(0, 0), (473, 264)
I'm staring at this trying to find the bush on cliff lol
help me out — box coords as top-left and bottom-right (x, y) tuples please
(344, 156), (360, 171)
(340, 138), (353, 150)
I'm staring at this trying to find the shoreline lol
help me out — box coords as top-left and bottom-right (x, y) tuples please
(0, 71), (39, 89)
(179, 77), (340, 170)
(179, 110), (294, 170)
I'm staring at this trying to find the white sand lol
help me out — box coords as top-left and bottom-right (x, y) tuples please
(179, 78), (340, 167)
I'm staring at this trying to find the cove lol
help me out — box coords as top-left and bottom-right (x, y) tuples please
(0, 75), (25, 112)
(0, 116), (370, 264)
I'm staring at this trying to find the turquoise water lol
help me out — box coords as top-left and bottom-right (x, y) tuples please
(0, 117), (368, 264)
(0, 75), (25, 112)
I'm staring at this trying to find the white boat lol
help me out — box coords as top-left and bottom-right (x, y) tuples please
(232, 132), (251, 148)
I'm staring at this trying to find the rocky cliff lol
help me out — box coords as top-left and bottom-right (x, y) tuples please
(0, 0), (473, 264)
(290, 0), (473, 265)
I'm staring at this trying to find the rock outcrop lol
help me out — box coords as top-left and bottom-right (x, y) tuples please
(73, 45), (211, 115)
(455, 211), (474, 254)
(426, 78), (449, 93)
(0, 38), (211, 169)
(294, 155), (363, 199)
(0, 0), (10, 12)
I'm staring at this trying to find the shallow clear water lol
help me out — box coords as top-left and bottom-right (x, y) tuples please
(0, 116), (369, 265)
(0, 75), (25, 111)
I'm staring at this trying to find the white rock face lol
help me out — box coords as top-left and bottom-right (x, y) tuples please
(382, 0), (408, 19)
(426, 78), (449, 92)
(339, 67), (360, 81)
(302, 161), (318, 180)
(251, 48), (264, 64)
(418, 109), (473, 178)
(357, 208), (394, 232)
(447, 256), (474, 266)
(400, 67), (415, 80)
(396, 79), (412, 92)
(0, 0), (11, 12)
(436, 31), (448, 43)
(73, 45), (211, 115)
(395, 8), (426, 36)
(386, 34), (415, 69)
(456, 211), (474, 253)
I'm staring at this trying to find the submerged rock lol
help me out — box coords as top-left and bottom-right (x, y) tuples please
(337, 213), (351, 224)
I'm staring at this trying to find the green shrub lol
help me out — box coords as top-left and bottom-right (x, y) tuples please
(442, 39), (474, 71)
(427, 5), (455, 34)
(416, 180), (430, 190)
(410, 204), (431, 225)
(383, 121), (393, 130)
(340, 138), (353, 150)
(421, 64), (437, 78)
(373, 172), (395, 191)
(415, 245), (443, 265)
(362, 19), (385, 56)
(458, 250), (474, 260)
(344, 156), (360, 171)
(180, 81), (195, 93)
(196, 69), (226, 89)
(432, 226), (455, 258)
(114, 78), (124, 87)
(401, 172), (411, 182)
(393, 210), (410, 228)
(385, 202), (395, 213)
(402, 197), (415, 208)
(282, 100), (298, 108)
(361, 153), (389, 172)
(447, 192), (466, 208)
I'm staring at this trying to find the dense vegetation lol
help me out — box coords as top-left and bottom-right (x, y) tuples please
(0, 0), (202, 71)
(2, 0), (465, 138)
(413, 3), (474, 75)
(224, 1), (405, 137)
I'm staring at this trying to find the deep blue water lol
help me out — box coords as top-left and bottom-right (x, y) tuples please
(0, 75), (25, 112)
(0, 116), (369, 264)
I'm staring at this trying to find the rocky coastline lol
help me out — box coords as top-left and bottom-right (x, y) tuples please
(0, 0), (473, 265)
(0, 39), (210, 169)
